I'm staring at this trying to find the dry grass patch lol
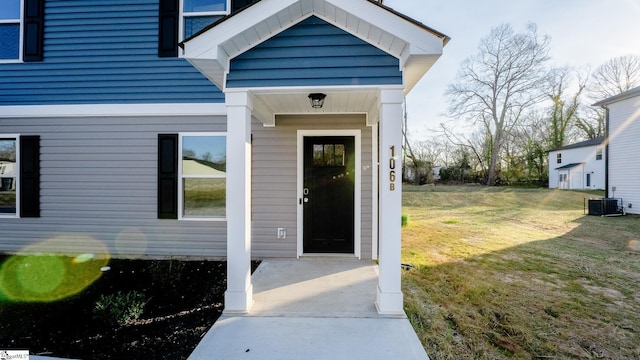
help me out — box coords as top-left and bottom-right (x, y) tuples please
(402, 185), (640, 359)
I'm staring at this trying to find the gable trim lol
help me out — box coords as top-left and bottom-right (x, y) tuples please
(182, 0), (447, 92)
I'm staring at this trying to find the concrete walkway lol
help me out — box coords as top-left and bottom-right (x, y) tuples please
(188, 258), (429, 360)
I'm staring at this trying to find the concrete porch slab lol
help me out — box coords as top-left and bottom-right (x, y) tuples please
(250, 258), (381, 317)
(188, 258), (429, 360)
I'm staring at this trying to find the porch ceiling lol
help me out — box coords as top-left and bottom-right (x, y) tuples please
(248, 89), (381, 126)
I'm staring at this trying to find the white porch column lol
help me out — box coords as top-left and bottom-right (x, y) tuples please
(224, 90), (253, 313)
(376, 88), (405, 315)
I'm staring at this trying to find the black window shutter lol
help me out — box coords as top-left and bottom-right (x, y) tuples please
(23, 0), (45, 62)
(158, 0), (179, 57)
(20, 136), (40, 218)
(158, 134), (178, 219)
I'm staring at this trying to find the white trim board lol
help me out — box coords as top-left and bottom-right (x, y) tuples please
(296, 129), (362, 259)
(0, 103), (227, 118)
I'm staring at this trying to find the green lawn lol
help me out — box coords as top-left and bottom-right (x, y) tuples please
(402, 185), (640, 359)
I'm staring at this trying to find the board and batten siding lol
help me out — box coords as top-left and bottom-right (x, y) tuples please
(608, 97), (640, 214)
(0, 116), (227, 258)
(0, 0), (223, 105)
(226, 16), (402, 88)
(251, 114), (373, 259)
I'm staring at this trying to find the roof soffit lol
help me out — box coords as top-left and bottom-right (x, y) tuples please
(182, 0), (447, 90)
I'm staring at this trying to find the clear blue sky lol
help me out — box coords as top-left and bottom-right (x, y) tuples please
(384, 0), (640, 139)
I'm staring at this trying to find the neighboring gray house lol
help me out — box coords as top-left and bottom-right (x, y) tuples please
(594, 86), (640, 214)
(548, 137), (605, 190)
(0, 0), (448, 314)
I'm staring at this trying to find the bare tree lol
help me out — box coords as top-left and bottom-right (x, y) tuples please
(575, 55), (640, 139)
(575, 106), (605, 140)
(588, 55), (640, 100)
(511, 110), (549, 182)
(412, 136), (457, 168)
(446, 23), (551, 185)
(546, 67), (586, 148)
(440, 122), (491, 181)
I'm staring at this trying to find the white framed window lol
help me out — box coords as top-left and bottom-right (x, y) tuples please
(0, 135), (19, 217)
(0, 0), (22, 62)
(596, 147), (603, 160)
(179, 0), (229, 41)
(556, 153), (562, 164)
(178, 133), (226, 220)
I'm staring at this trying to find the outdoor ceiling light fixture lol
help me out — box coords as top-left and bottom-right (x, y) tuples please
(308, 93), (326, 109)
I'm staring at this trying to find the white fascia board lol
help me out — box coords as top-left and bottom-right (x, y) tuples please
(186, 58), (226, 89)
(184, 0), (300, 60)
(183, 0), (304, 87)
(233, 84), (402, 95)
(403, 54), (440, 94)
(325, 0), (445, 57)
(0, 103), (227, 118)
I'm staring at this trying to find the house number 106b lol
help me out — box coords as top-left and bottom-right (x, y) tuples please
(389, 146), (396, 191)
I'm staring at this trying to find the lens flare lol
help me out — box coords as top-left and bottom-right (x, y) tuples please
(16, 256), (66, 294)
(627, 240), (640, 252)
(115, 228), (149, 257)
(73, 253), (96, 263)
(0, 235), (109, 302)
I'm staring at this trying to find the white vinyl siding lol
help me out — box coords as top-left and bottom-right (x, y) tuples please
(548, 145), (605, 190)
(608, 97), (640, 213)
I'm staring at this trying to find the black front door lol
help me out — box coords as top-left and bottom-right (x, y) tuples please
(303, 136), (355, 253)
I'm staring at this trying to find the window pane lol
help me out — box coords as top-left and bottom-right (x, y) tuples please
(184, 15), (222, 38)
(0, 24), (20, 60)
(0, 139), (17, 214)
(0, 185), (16, 214)
(183, 178), (226, 217)
(314, 144), (345, 167)
(323, 145), (334, 166)
(313, 144), (323, 166)
(0, 0), (20, 20)
(182, 136), (226, 176)
(335, 144), (345, 166)
(183, 0), (226, 12)
(0, 139), (17, 174)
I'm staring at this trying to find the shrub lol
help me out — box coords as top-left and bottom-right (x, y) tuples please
(94, 291), (148, 326)
(401, 213), (409, 227)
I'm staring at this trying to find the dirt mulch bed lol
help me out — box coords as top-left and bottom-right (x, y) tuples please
(0, 256), (252, 359)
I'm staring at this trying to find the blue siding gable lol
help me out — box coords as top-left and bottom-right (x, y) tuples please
(226, 16), (403, 88)
(0, 0), (223, 106)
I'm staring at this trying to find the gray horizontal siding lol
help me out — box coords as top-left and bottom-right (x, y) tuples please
(0, 115), (228, 258)
(0, 0), (223, 106)
(251, 114), (373, 259)
(226, 16), (402, 88)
